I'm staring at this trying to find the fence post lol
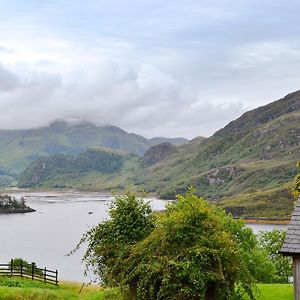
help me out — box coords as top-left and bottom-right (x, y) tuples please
(10, 259), (13, 277)
(20, 260), (23, 278)
(31, 262), (34, 280)
(44, 267), (46, 283)
(55, 270), (58, 285)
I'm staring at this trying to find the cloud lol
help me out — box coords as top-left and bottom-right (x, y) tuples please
(0, 63), (19, 91)
(0, 1), (300, 138)
(0, 61), (247, 138)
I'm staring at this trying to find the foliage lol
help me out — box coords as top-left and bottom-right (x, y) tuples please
(123, 191), (260, 299)
(75, 149), (123, 173)
(18, 149), (125, 188)
(0, 276), (57, 289)
(138, 98), (300, 217)
(73, 192), (155, 285)
(258, 230), (292, 283)
(0, 195), (28, 210)
(221, 215), (276, 285)
(8, 258), (44, 277)
(77, 190), (266, 299)
(293, 161), (300, 198)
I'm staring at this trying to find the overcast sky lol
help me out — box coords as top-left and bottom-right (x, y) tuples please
(0, 0), (300, 139)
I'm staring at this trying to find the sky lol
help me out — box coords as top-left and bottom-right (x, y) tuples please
(0, 0), (300, 139)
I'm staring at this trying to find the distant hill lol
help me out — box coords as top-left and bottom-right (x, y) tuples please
(0, 119), (188, 176)
(18, 148), (141, 191)
(149, 137), (188, 146)
(15, 91), (300, 218)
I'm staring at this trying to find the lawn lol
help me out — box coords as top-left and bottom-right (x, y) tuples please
(0, 277), (294, 299)
(0, 277), (122, 300)
(259, 284), (293, 300)
(244, 284), (293, 300)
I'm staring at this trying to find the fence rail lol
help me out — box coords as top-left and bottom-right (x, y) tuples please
(0, 260), (58, 285)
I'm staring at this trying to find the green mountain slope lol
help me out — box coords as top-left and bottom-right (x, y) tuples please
(18, 148), (141, 191)
(136, 91), (300, 217)
(17, 91), (300, 217)
(0, 120), (187, 175)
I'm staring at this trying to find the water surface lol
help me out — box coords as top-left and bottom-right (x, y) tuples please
(0, 190), (287, 282)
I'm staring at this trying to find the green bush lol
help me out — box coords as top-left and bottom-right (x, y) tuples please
(258, 230), (292, 283)
(73, 192), (154, 285)
(293, 161), (300, 198)
(76, 190), (265, 299)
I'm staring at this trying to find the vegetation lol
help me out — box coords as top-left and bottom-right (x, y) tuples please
(244, 284), (293, 300)
(18, 148), (137, 189)
(18, 92), (300, 217)
(122, 192), (259, 300)
(72, 192), (154, 285)
(293, 161), (300, 198)
(74, 191), (296, 299)
(0, 277), (122, 299)
(135, 92), (300, 217)
(257, 230), (292, 283)
(0, 195), (32, 211)
(0, 279), (294, 300)
(0, 119), (187, 174)
(8, 258), (43, 277)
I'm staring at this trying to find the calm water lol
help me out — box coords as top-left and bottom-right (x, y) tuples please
(0, 191), (287, 282)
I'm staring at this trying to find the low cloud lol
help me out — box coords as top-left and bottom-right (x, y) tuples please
(0, 61), (246, 139)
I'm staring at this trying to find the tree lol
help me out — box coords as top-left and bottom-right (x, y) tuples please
(122, 191), (257, 299)
(77, 190), (276, 299)
(258, 230), (292, 283)
(73, 192), (155, 285)
(293, 161), (300, 199)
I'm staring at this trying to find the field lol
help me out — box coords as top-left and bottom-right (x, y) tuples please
(0, 277), (122, 300)
(0, 277), (294, 299)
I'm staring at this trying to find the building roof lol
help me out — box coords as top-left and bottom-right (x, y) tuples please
(280, 197), (300, 256)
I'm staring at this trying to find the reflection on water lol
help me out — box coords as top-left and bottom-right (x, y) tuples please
(0, 190), (287, 282)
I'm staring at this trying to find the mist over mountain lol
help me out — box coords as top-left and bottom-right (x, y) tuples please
(0, 88), (299, 219)
(0, 119), (188, 177)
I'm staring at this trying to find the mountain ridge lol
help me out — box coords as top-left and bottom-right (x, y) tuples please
(0, 119), (188, 177)
(4, 91), (300, 217)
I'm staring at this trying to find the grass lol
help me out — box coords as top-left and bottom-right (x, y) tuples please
(0, 277), (294, 299)
(0, 277), (123, 300)
(246, 284), (293, 300)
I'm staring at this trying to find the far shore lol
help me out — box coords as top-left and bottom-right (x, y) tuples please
(0, 187), (292, 224)
(0, 207), (36, 214)
(238, 218), (290, 225)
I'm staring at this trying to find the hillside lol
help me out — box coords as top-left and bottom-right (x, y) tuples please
(18, 148), (141, 191)
(135, 91), (300, 217)
(16, 91), (300, 217)
(0, 119), (187, 177)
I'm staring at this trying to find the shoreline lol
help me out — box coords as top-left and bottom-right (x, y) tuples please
(238, 218), (290, 225)
(0, 208), (36, 214)
(0, 188), (292, 224)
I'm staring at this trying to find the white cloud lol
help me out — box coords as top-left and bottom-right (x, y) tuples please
(0, 0), (300, 138)
(0, 60), (247, 138)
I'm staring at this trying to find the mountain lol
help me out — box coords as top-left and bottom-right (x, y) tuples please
(16, 91), (300, 218)
(18, 148), (141, 191)
(0, 119), (188, 176)
(134, 91), (300, 218)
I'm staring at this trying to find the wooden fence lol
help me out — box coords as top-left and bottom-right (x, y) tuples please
(0, 259), (58, 285)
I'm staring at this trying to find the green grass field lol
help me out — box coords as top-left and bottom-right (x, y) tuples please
(0, 277), (294, 299)
(256, 284), (293, 300)
(0, 277), (122, 300)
